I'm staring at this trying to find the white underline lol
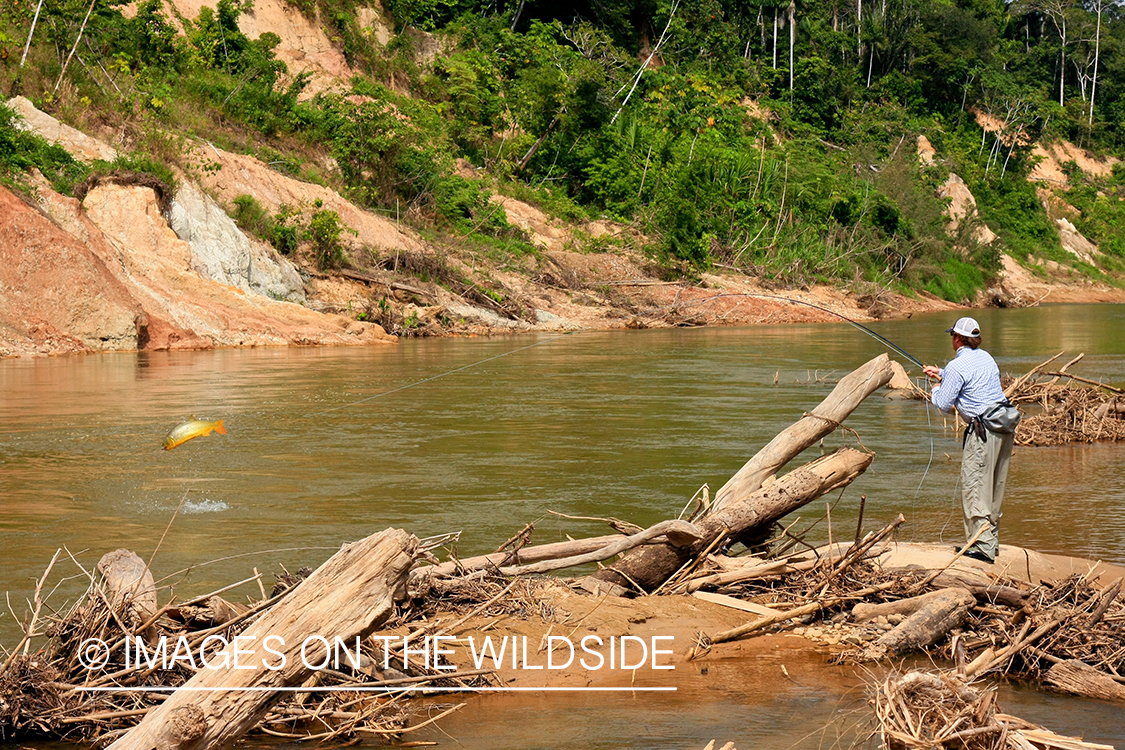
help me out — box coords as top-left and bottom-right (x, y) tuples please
(74, 686), (676, 693)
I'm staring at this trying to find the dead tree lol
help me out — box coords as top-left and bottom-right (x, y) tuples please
(584, 354), (894, 594)
(106, 528), (418, 750)
(587, 446), (874, 593)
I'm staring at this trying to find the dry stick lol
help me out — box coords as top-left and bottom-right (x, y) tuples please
(261, 702), (464, 740)
(1086, 578), (1122, 627)
(495, 522), (535, 554)
(62, 547), (132, 638)
(677, 551), (879, 596)
(338, 669), (496, 690)
(1004, 352), (1063, 399)
(60, 707), (152, 725)
(0, 549), (62, 671)
(546, 510), (640, 533)
(700, 580), (899, 651)
(972, 613), (1070, 677)
(825, 501), (834, 563)
(1045, 353), (1085, 387)
(1041, 372), (1125, 394)
(253, 567), (267, 601)
(853, 495), (866, 548)
(410, 580), (519, 640)
(152, 545), (339, 585)
(680, 559), (790, 594)
(809, 514), (905, 593)
(53, 0), (99, 94)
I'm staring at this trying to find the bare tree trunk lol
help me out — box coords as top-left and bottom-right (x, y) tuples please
(19, 0), (46, 68)
(106, 529), (417, 750)
(789, 0), (796, 93)
(857, 0), (862, 57)
(53, 0), (98, 94)
(587, 446), (874, 593)
(1089, 0), (1102, 125)
(712, 354), (894, 513)
(1060, 17), (1067, 107)
(773, 8), (778, 68)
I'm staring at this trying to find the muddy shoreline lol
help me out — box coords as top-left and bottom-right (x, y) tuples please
(5, 94), (1125, 358)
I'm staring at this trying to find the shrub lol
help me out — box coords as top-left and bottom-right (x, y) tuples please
(0, 103), (89, 194)
(307, 207), (351, 269)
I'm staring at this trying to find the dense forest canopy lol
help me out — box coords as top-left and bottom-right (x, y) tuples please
(2, 0), (1124, 300)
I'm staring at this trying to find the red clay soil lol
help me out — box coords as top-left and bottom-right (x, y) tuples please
(0, 184), (394, 358)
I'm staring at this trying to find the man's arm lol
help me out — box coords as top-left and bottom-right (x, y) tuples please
(931, 364), (963, 413)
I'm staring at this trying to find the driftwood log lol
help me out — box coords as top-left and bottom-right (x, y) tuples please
(588, 446), (875, 593)
(1045, 659), (1125, 703)
(711, 353), (894, 512)
(497, 520), (701, 576)
(865, 588), (975, 657)
(97, 549), (159, 638)
(106, 528), (418, 750)
(852, 588), (963, 623)
(583, 355), (891, 594)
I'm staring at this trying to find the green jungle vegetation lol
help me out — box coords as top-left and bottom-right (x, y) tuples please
(2, 0), (1125, 299)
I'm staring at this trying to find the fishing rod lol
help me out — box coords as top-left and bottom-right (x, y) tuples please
(312, 292), (925, 418)
(662, 291), (928, 370)
(311, 329), (582, 416)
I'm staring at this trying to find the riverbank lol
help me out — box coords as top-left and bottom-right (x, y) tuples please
(5, 97), (1125, 358)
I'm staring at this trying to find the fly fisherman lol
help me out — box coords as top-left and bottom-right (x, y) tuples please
(922, 317), (1021, 564)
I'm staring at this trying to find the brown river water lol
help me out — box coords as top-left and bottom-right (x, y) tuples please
(2, 304), (1124, 748)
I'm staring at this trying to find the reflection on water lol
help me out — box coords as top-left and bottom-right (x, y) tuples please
(1, 304), (1123, 747)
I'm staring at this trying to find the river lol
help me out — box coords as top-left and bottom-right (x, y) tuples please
(2, 304), (1123, 748)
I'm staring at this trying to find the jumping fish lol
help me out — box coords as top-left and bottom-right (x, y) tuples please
(163, 416), (226, 451)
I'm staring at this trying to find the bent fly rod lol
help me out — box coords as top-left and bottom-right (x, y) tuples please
(310, 291), (926, 418)
(671, 291), (927, 370)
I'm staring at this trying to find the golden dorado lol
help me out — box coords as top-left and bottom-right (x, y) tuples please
(163, 416), (226, 451)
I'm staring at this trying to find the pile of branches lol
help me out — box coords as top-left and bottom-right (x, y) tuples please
(666, 507), (1125, 707)
(0, 548), (488, 744)
(1003, 353), (1125, 446)
(869, 670), (1113, 750)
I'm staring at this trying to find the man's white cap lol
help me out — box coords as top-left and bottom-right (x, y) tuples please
(945, 316), (981, 337)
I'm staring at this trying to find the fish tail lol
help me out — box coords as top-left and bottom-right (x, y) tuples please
(214, 419), (226, 435)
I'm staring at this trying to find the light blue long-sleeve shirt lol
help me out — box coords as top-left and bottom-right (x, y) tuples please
(931, 346), (1006, 419)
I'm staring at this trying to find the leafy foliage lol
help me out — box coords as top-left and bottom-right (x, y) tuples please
(0, 104), (88, 194)
(4, 0), (1125, 300)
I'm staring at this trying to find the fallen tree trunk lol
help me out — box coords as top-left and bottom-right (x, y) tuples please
(711, 353), (894, 512)
(852, 588), (963, 623)
(932, 574), (1028, 609)
(588, 446), (874, 593)
(497, 520), (700, 575)
(1045, 659), (1125, 702)
(863, 588), (975, 658)
(106, 528), (417, 750)
(97, 549), (159, 638)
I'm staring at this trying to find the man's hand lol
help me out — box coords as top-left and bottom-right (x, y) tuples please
(923, 365), (941, 381)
